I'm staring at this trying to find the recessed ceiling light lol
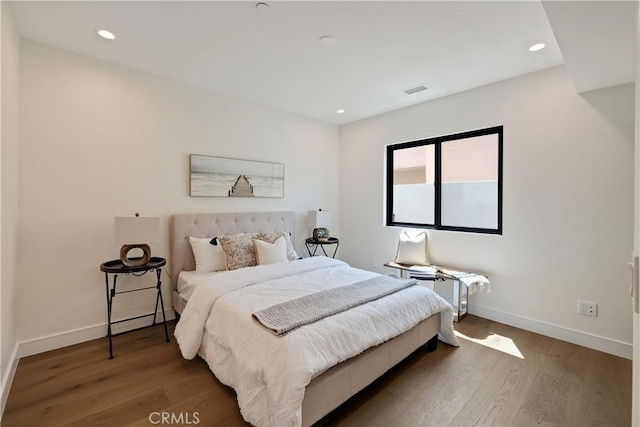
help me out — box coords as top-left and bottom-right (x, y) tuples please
(529, 43), (545, 52)
(319, 35), (336, 47)
(336, 109), (345, 114)
(97, 30), (115, 40)
(255, 2), (270, 13)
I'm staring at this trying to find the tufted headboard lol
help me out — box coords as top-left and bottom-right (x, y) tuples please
(170, 211), (295, 289)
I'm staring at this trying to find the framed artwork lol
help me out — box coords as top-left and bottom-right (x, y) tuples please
(190, 154), (284, 198)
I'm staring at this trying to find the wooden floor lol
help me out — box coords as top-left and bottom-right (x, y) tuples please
(2, 315), (631, 426)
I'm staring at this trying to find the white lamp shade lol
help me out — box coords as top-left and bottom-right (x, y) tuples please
(307, 210), (332, 229)
(114, 217), (160, 245)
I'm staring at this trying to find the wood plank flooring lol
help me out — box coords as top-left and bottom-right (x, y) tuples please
(2, 315), (631, 426)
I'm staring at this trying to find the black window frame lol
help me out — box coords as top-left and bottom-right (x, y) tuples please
(385, 125), (503, 235)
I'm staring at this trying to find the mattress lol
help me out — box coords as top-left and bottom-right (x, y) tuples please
(177, 270), (198, 301)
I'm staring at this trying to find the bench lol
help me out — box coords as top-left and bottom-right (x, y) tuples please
(384, 262), (490, 322)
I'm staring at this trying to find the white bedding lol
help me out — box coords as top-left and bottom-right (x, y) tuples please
(177, 270), (200, 300)
(174, 257), (459, 427)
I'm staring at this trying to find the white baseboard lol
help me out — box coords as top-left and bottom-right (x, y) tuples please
(17, 308), (176, 359)
(1, 343), (19, 421)
(469, 304), (632, 359)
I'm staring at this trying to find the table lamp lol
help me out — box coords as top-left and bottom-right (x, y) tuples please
(114, 214), (160, 267)
(307, 209), (332, 241)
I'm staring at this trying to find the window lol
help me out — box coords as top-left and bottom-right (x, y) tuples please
(386, 126), (503, 234)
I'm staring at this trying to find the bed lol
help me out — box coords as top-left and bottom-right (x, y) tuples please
(170, 211), (458, 426)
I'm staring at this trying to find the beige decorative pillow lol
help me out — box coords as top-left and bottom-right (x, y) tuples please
(218, 233), (258, 270)
(394, 230), (430, 266)
(219, 230), (300, 270)
(254, 236), (289, 265)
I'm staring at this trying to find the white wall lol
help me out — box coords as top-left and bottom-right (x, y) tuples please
(1, 1), (20, 415)
(632, 3), (639, 423)
(17, 40), (340, 349)
(340, 66), (634, 357)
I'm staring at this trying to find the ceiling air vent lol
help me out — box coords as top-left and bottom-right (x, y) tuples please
(403, 85), (428, 95)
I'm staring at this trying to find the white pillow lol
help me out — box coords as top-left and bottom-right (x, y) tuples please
(253, 236), (289, 265)
(189, 236), (227, 273)
(261, 230), (299, 261)
(393, 230), (430, 265)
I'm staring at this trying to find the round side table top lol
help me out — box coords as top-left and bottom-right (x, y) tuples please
(100, 257), (166, 273)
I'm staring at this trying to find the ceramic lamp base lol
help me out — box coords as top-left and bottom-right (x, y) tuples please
(119, 244), (151, 267)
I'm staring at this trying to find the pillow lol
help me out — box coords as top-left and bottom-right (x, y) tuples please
(218, 230), (300, 270)
(393, 230), (430, 266)
(189, 236), (227, 273)
(260, 230), (299, 261)
(217, 233), (258, 270)
(253, 236), (289, 265)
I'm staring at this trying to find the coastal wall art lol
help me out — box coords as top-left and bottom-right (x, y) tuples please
(189, 154), (284, 198)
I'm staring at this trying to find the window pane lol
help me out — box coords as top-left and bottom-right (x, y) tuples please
(392, 145), (435, 224)
(440, 134), (499, 229)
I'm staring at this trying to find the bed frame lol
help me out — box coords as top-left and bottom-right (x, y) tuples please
(170, 211), (440, 426)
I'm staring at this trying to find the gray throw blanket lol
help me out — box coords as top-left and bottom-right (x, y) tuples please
(252, 274), (417, 336)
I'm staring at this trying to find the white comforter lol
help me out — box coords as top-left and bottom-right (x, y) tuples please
(174, 257), (459, 427)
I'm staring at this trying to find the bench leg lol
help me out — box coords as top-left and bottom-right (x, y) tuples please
(452, 279), (468, 322)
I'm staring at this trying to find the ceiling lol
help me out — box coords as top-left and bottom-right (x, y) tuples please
(9, 1), (637, 125)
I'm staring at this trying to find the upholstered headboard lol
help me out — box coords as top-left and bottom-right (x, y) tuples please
(170, 211), (295, 289)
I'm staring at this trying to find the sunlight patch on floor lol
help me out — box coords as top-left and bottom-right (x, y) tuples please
(455, 330), (524, 359)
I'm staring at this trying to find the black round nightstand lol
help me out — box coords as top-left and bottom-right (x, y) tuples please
(100, 256), (166, 274)
(305, 237), (339, 258)
(100, 256), (169, 359)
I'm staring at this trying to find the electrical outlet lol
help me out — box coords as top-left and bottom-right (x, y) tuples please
(578, 300), (597, 317)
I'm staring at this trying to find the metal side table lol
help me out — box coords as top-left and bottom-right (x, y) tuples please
(100, 256), (169, 359)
